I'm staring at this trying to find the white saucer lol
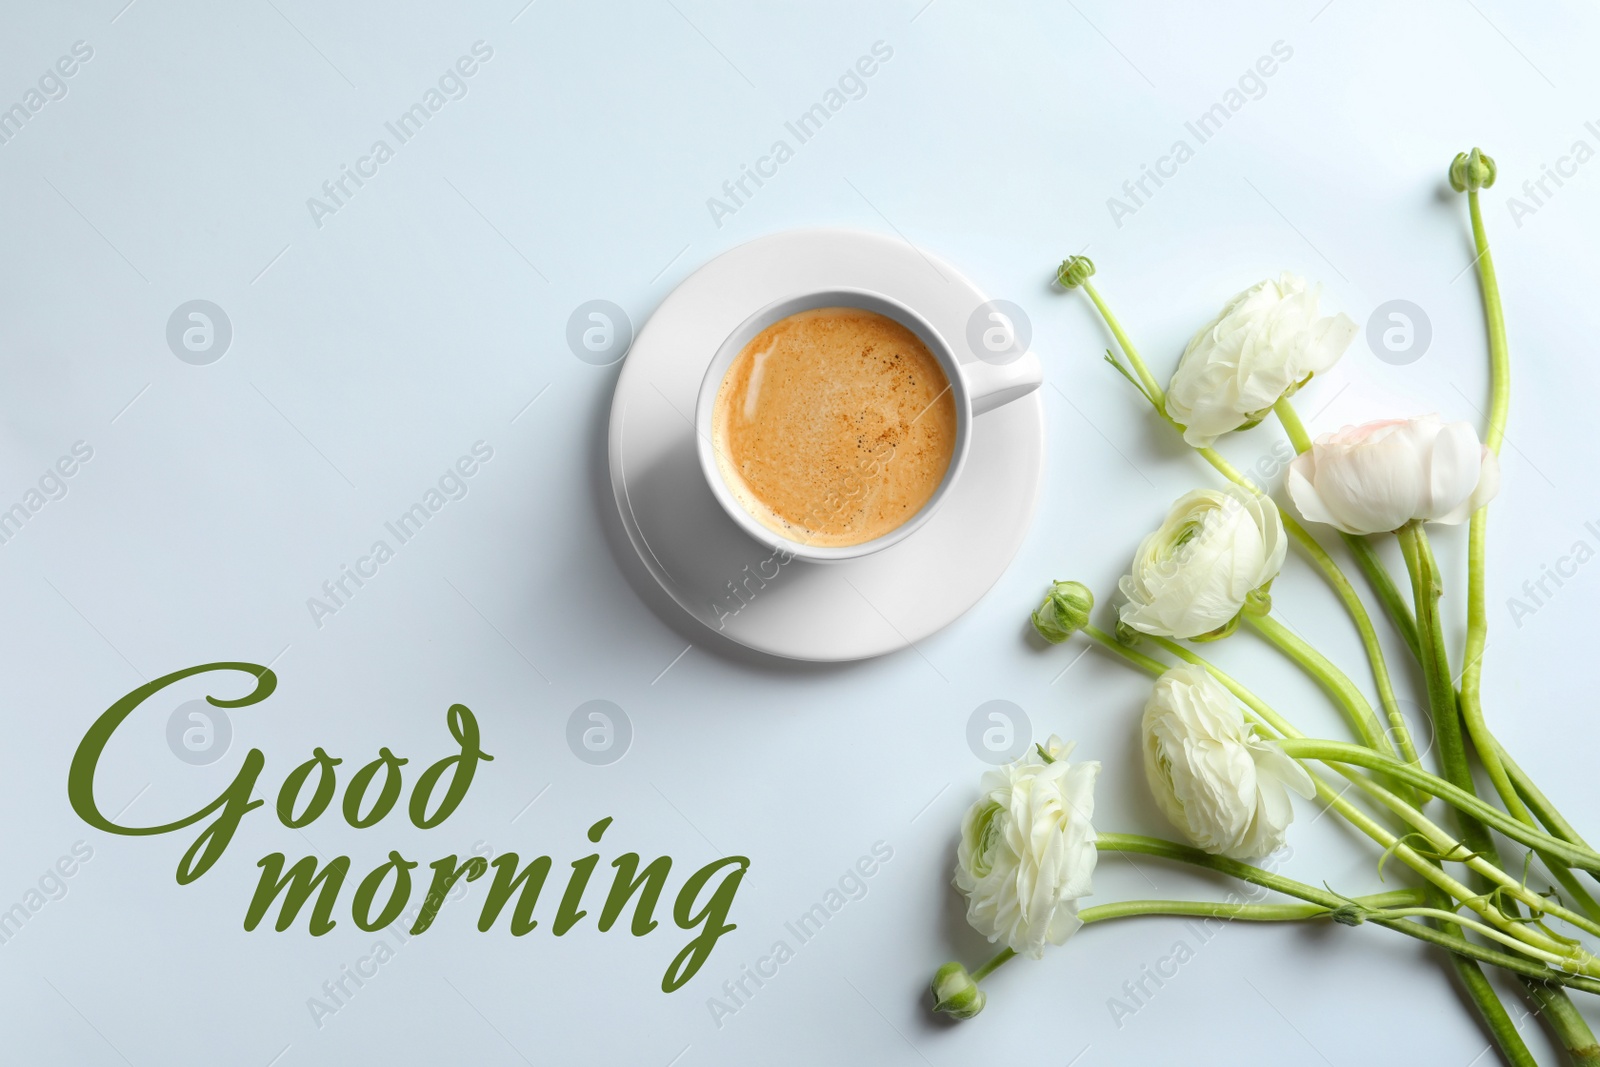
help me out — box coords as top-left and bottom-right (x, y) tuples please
(606, 228), (1044, 661)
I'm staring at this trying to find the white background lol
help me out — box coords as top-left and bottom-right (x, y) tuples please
(3, 1), (1600, 1064)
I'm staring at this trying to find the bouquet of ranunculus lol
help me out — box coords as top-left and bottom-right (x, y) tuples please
(930, 150), (1600, 1066)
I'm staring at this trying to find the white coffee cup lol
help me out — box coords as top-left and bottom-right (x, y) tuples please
(694, 288), (1042, 563)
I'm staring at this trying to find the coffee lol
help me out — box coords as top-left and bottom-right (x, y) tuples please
(711, 307), (957, 547)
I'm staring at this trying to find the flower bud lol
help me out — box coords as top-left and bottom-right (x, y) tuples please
(1032, 580), (1094, 643)
(930, 962), (986, 1019)
(1449, 148), (1497, 192)
(1055, 255), (1096, 289)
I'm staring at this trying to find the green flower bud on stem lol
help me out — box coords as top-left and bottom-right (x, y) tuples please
(930, 962), (986, 1019)
(1032, 580), (1094, 643)
(1449, 148), (1497, 192)
(1055, 255), (1096, 290)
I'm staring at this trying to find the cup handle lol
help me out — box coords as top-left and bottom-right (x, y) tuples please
(962, 352), (1043, 416)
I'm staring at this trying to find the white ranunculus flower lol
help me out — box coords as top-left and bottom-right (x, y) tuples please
(954, 736), (1099, 959)
(1167, 273), (1357, 448)
(1143, 664), (1315, 860)
(1286, 414), (1501, 535)
(1117, 486), (1287, 641)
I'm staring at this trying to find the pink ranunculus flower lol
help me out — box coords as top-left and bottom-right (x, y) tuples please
(1286, 414), (1501, 534)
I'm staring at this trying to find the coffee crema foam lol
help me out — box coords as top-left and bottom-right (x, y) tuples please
(711, 307), (957, 548)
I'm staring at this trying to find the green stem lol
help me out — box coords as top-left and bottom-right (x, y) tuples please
(1404, 923), (1600, 998)
(1343, 532), (1423, 659)
(1398, 522), (1493, 854)
(1459, 176), (1600, 947)
(1097, 833), (1408, 912)
(1244, 612), (1394, 761)
(1086, 630), (1475, 914)
(1081, 279), (1166, 407)
(1504, 748), (1592, 848)
(1331, 521), (1593, 889)
(1334, 463), (1598, 917)
(1098, 835), (1594, 980)
(1276, 739), (1600, 875)
(1273, 395), (1315, 453)
(1455, 179), (1536, 848)
(1465, 172), (1600, 1067)
(1316, 494), (1599, 917)
(1373, 907), (1571, 966)
(1089, 626), (1592, 950)
(1396, 526), (1573, 919)
(1460, 509), (1524, 816)
(1206, 437), (1422, 767)
(1468, 185), (1511, 453)
(1074, 280), (1424, 773)
(1504, 748), (1600, 941)
(1080, 889), (1425, 925)
(1524, 980), (1600, 1067)
(1145, 634), (1301, 737)
(1395, 517), (1560, 1058)
(969, 948), (1013, 982)
(1081, 624), (1170, 676)
(1455, 949), (1539, 1067)
(1086, 624), (1579, 947)
(960, 840), (1600, 1024)
(1306, 768), (1578, 958)
(1274, 397), (1421, 771)
(1296, 768), (1594, 1067)
(966, 889), (1425, 984)
(1327, 762), (1600, 942)
(1066, 259), (1582, 1056)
